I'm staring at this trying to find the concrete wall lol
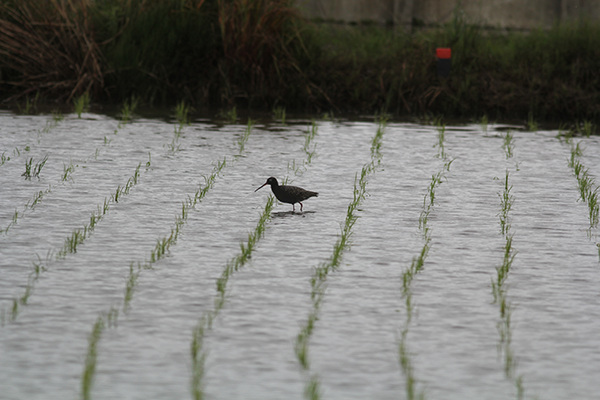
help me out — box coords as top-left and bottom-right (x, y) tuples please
(297, 0), (600, 29)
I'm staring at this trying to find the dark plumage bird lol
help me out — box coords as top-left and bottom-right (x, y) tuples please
(255, 177), (318, 212)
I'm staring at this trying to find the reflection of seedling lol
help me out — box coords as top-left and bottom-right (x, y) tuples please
(218, 106), (237, 123)
(273, 106), (286, 124)
(17, 93), (39, 115)
(526, 112), (538, 132)
(74, 92), (90, 118)
(480, 114), (489, 132)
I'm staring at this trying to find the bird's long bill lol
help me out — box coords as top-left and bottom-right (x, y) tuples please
(254, 183), (268, 192)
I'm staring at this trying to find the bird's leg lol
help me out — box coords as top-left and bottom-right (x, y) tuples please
(300, 202), (303, 212)
(292, 203), (296, 212)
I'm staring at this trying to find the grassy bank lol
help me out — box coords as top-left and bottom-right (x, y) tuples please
(0, 0), (599, 122)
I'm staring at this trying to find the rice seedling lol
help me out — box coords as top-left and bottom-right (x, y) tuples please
(498, 170), (514, 236)
(165, 137), (181, 154)
(21, 154), (48, 180)
(175, 100), (192, 128)
(371, 116), (387, 161)
(0, 151), (9, 166)
(73, 92), (90, 118)
(237, 119), (254, 155)
(301, 121), (319, 162)
(580, 120), (594, 138)
(273, 106), (286, 124)
(52, 109), (64, 122)
(434, 124), (447, 159)
(218, 106), (237, 124)
(62, 162), (76, 182)
(119, 96), (139, 124)
(21, 157), (33, 178)
(567, 140), (600, 228)
(502, 131), (514, 159)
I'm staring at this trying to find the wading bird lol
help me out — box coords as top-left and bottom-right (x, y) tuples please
(255, 177), (318, 212)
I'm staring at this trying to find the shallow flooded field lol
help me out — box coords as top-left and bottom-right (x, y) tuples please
(1, 109), (599, 400)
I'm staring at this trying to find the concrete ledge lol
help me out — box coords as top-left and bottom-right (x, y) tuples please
(297, 0), (600, 29)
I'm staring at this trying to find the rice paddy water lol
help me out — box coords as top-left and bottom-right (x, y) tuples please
(1, 110), (599, 400)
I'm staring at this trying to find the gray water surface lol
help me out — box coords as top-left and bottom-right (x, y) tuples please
(1, 112), (599, 400)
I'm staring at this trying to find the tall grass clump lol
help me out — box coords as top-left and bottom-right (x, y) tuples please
(0, 0), (103, 101)
(2, 2), (600, 120)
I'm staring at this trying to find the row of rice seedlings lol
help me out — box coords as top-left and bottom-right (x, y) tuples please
(78, 119), (250, 397)
(295, 119), (386, 400)
(74, 92), (91, 118)
(21, 154), (49, 179)
(0, 110), (63, 169)
(399, 122), (453, 400)
(558, 121), (596, 141)
(566, 140), (600, 229)
(286, 121), (320, 181)
(79, 123), (253, 397)
(1, 160), (147, 325)
(190, 196), (274, 400)
(16, 93), (40, 115)
(491, 168), (525, 399)
(1, 137), (111, 235)
(55, 161), (141, 260)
